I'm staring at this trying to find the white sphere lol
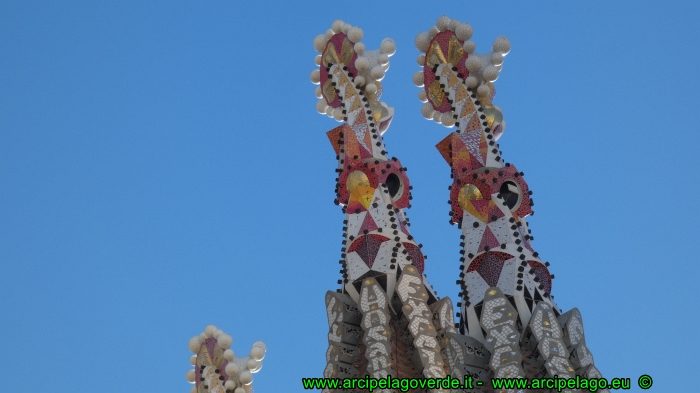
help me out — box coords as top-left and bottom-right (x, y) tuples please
(421, 102), (435, 119)
(325, 29), (334, 39)
(412, 71), (424, 87)
(310, 69), (321, 84)
(313, 34), (328, 52)
(204, 325), (217, 337)
(432, 111), (443, 123)
(491, 52), (504, 66)
(224, 349), (234, 361)
(250, 360), (263, 372)
(190, 355), (197, 365)
(348, 27), (363, 43)
(213, 329), (223, 338)
(314, 55), (321, 65)
(493, 36), (511, 54)
(416, 54), (425, 65)
(380, 38), (396, 56)
(225, 380), (236, 390)
(239, 370), (253, 385)
(333, 107), (344, 121)
(462, 40), (476, 53)
(465, 56), (482, 72)
(415, 32), (431, 52)
(247, 359), (257, 370)
(418, 90), (428, 103)
(354, 42), (365, 55)
(365, 83), (377, 96)
(436, 16), (451, 31)
(370, 66), (385, 81)
(253, 341), (267, 352)
(225, 362), (240, 377)
(341, 23), (351, 34)
(186, 369), (195, 383)
(325, 106), (334, 117)
(355, 56), (369, 71)
(234, 388), (245, 393)
(429, 26), (439, 38)
(355, 75), (366, 86)
(188, 336), (201, 354)
(314, 86), (322, 99)
(482, 65), (499, 82)
(199, 333), (207, 342)
(378, 54), (389, 65)
(448, 19), (460, 32)
(442, 112), (456, 127)
(465, 76), (479, 88)
(456, 23), (473, 41)
(331, 20), (344, 33)
(250, 346), (265, 361)
(477, 84), (491, 97)
(190, 386), (197, 393)
(217, 334), (232, 349)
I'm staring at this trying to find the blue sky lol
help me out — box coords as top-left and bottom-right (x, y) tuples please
(1, 1), (698, 391)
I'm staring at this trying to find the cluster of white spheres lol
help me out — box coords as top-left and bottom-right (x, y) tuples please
(311, 20), (397, 122)
(186, 326), (267, 391)
(414, 16), (512, 125)
(313, 19), (365, 55)
(414, 16), (474, 53)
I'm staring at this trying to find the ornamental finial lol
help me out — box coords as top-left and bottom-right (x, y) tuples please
(185, 325), (266, 393)
(414, 15), (509, 137)
(311, 20), (396, 133)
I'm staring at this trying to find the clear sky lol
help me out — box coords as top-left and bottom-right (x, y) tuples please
(1, 1), (698, 392)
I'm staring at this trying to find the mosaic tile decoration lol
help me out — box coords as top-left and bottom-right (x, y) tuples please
(412, 15), (609, 392)
(313, 20), (451, 391)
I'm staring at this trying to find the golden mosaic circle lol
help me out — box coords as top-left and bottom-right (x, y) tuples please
(347, 171), (370, 194)
(458, 183), (483, 210)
